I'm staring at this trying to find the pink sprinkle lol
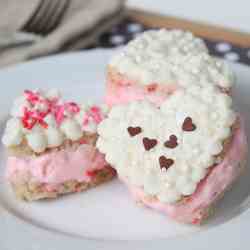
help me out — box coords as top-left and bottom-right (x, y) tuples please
(24, 90), (40, 105)
(82, 106), (103, 127)
(65, 102), (80, 113)
(22, 116), (36, 129)
(21, 106), (49, 129)
(22, 107), (29, 119)
(38, 119), (48, 129)
(46, 98), (59, 111)
(83, 116), (89, 126)
(89, 106), (102, 124)
(37, 110), (49, 119)
(191, 218), (201, 225)
(90, 106), (100, 113)
(85, 169), (99, 178)
(55, 105), (65, 125)
(22, 89), (68, 129)
(79, 138), (87, 144)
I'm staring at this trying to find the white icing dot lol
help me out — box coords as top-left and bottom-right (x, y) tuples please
(215, 42), (232, 53)
(211, 112), (218, 120)
(60, 119), (82, 141)
(224, 52), (240, 62)
(45, 127), (64, 148)
(26, 132), (47, 153)
(5, 118), (22, 130)
(210, 142), (223, 155)
(30, 124), (43, 134)
(144, 171), (160, 195)
(2, 119), (23, 146)
(158, 189), (180, 203)
(135, 55), (142, 63)
(191, 168), (206, 182)
(44, 114), (57, 127)
(192, 148), (200, 155)
(179, 181), (197, 196)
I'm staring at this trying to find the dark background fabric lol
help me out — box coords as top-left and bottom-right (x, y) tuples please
(86, 18), (250, 66)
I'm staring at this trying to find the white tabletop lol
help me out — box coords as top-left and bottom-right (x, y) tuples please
(127, 0), (250, 33)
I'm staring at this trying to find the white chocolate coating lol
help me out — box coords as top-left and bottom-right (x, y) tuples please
(97, 87), (236, 203)
(110, 29), (234, 88)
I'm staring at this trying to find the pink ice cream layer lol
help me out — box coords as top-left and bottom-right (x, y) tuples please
(105, 78), (177, 107)
(123, 118), (248, 224)
(105, 73), (230, 107)
(6, 144), (109, 185)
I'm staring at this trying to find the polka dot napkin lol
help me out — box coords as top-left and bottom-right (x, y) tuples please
(87, 18), (250, 65)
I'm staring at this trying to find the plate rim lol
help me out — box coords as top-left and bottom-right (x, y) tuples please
(1, 49), (249, 250)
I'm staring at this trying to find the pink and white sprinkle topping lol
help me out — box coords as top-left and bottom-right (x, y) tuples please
(83, 106), (103, 126)
(2, 89), (108, 152)
(21, 90), (82, 129)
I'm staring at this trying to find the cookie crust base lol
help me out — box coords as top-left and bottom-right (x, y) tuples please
(10, 166), (116, 201)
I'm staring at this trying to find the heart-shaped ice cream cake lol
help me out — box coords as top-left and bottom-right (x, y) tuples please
(97, 85), (236, 204)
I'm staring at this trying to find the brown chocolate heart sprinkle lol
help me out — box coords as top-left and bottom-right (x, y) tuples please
(127, 126), (142, 137)
(164, 135), (178, 148)
(182, 117), (196, 132)
(143, 137), (157, 151)
(159, 156), (174, 170)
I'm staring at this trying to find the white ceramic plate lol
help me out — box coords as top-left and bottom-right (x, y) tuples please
(0, 49), (249, 250)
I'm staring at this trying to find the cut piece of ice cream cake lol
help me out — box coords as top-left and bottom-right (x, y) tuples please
(2, 89), (116, 201)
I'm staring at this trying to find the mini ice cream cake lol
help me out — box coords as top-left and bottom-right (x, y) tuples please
(2, 89), (115, 201)
(106, 29), (234, 106)
(97, 86), (248, 224)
